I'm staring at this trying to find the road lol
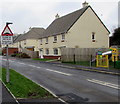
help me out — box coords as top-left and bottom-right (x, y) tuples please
(1, 56), (119, 103)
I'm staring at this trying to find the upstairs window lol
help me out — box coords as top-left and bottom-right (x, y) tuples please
(61, 34), (65, 42)
(54, 36), (57, 42)
(24, 40), (26, 45)
(62, 34), (65, 40)
(92, 32), (95, 42)
(46, 38), (48, 44)
(53, 48), (58, 55)
(40, 39), (42, 45)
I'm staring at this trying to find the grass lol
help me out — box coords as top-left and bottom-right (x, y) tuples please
(1, 68), (53, 99)
(33, 58), (54, 61)
(62, 61), (119, 70)
(62, 61), (96, 67)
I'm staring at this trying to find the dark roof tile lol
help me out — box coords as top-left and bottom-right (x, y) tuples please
(41, 6), (89, 38)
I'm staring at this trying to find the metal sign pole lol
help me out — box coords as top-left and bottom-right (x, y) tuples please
(1, 22), (13, 83)
(6, 44), (10, 83)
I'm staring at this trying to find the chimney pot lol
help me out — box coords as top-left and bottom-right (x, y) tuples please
(82, 1), (89, 8)
(55, 13), (60, 19)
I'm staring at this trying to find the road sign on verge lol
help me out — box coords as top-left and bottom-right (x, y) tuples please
(1, 23), (13, 45)
(1, 36), (13, 45)
(1, 24), (13, 36)
(1, 22), (13, 83)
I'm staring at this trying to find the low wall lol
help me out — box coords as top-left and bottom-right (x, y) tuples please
(43, 55), (61, 59)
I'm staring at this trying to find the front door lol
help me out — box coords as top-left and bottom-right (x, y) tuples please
(39, 49), (43, 59)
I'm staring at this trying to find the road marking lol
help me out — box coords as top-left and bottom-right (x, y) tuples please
(35, 66), (41, 69)
(87, 79), (120, 90)
(46, 69), (72, 76)
(18, 62), (26, 65)
(54, 64), (75, 69)
(28, 65), (36, 67)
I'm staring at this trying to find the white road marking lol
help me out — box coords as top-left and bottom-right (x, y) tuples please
(18, 62), (26, 65)
(46, 69), (72, 76)
(27, 65), (41, 69)
(28, 65), (36, 67)
(35, 66), (41, 69)
(87, 79), (120, 90)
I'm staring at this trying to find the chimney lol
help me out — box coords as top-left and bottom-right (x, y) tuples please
(29, 27), (32, 30)
(55, 13), (60, 19)
(82, 1), (89, 8)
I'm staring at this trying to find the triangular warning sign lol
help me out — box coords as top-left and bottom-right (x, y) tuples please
(1, 25), (13, 36)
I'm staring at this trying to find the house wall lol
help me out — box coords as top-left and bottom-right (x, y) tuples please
(38, 34), (67, 58)
(38, 7), (109, 58)
(67, 7), (109, 48)
(19, 39), (39, 51)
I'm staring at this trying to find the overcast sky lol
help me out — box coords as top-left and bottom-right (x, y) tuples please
(0, 0), (119, 36)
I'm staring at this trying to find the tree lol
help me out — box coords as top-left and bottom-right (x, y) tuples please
(110, 27), (120, 46)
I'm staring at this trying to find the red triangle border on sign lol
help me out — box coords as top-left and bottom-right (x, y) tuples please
(1, 25), (13, 36)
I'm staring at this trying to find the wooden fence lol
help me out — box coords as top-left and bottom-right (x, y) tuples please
(61, 48), (109, 62)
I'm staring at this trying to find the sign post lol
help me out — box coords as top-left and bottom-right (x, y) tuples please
(1, 22), (13, 83)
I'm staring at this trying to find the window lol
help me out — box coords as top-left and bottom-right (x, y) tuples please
(40, 39), (42, 45)
(54, 36), (57, 42)
(24, 40), (26, 45)
(53, 48), (58, 55)
(46, 49), (49, 55)
(46, 38), (48, 44)
(92, 32), (95, 42)
(62, 34), (65, 40)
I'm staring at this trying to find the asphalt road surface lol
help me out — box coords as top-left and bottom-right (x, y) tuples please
(1, 56), (119, 103)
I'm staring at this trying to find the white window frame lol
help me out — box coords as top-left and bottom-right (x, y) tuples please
(46, 48), (49, 55)
(53, 48), (58, 55)
(54, 36), (57, 42)
(24, 40), (26, 45)
(46, 37), (48, 44)
(62, 34), (65, 40)
(40, 39), (42, 45)
(92, 32), (95, 42)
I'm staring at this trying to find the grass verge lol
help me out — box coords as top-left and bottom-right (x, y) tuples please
(62, 61), (119, 70)
(1, 68), (53, 99)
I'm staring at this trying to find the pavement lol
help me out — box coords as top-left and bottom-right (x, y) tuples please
(48, 61), (120, 75)
(1, 81), (18, 104)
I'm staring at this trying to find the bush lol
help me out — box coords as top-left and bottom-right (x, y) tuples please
(21, 53), (30, 58)
(15, 53), (30, 58)
(11, 54), (16, 57)
(115, 61), (120, 69)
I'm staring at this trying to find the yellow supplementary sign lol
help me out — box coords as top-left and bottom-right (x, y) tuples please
(96, 55), (109, 68)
